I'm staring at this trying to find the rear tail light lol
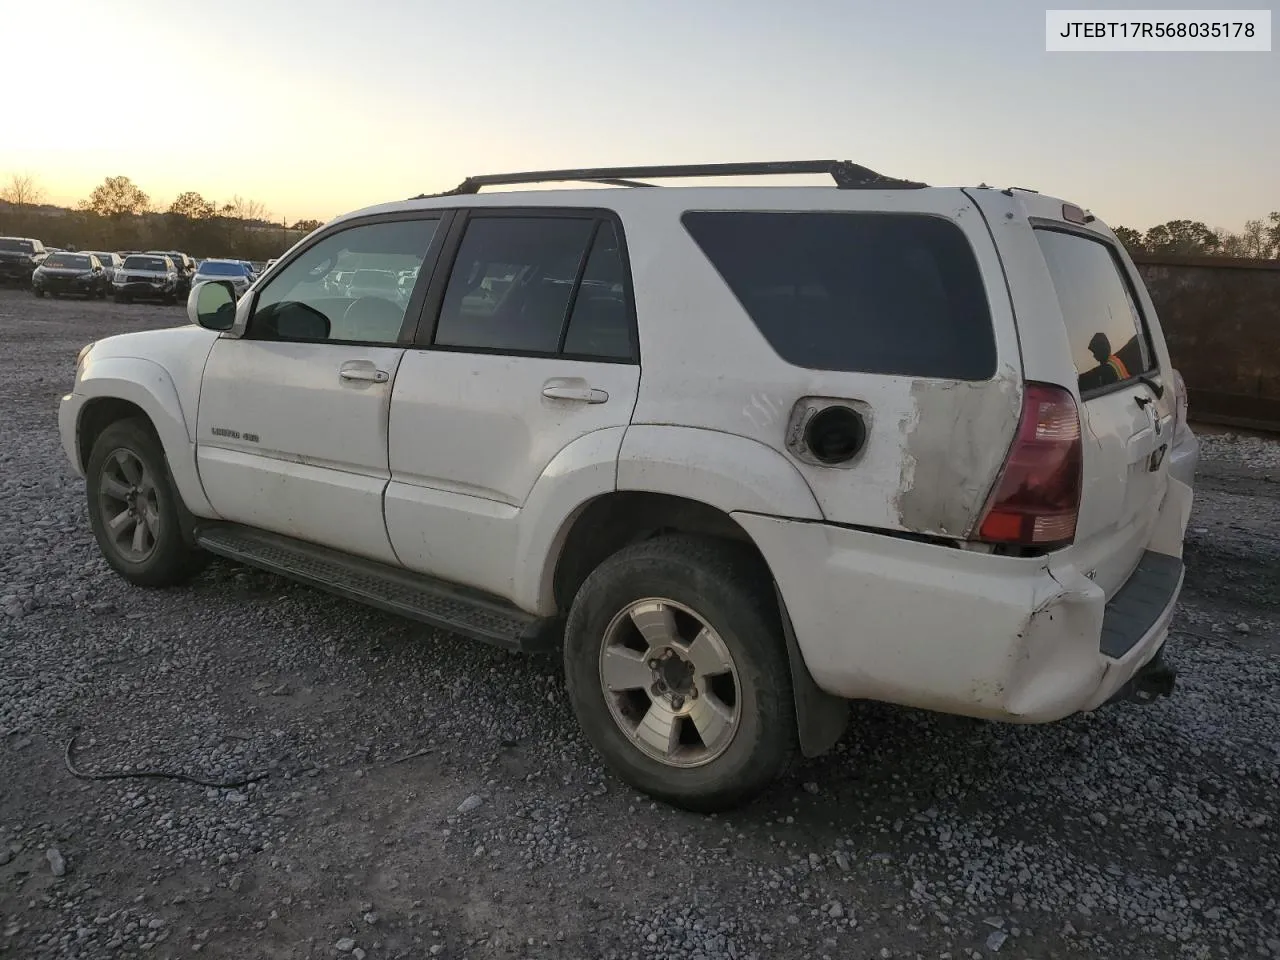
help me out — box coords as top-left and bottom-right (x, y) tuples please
(975, 383), (1083, 549)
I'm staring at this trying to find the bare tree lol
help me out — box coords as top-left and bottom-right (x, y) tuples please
(1216, 220), (1275, 259)
(1, 172), (46, 208)
(220, 195), (271, 223)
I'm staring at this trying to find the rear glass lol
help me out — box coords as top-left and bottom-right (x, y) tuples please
(681, 211), (996, 379)
(1034, 229), (1152, 395)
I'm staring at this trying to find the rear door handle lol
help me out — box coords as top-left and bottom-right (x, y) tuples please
(542, 384), (609, 404)
(339, 365), (389, 383)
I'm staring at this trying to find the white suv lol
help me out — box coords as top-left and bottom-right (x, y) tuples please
(58, 161), (1192, 811)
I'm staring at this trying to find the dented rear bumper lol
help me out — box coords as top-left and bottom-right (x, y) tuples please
(732, 476), (1194, 723)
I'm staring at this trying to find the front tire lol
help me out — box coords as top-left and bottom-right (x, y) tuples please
(33, 288), (44, 298)
(85, 418), (208, 587)
(563, 535), (797, 812)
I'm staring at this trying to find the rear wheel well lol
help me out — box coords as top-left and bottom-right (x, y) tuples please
(551, 492), (766, 611)
(78, 398), (155, 471)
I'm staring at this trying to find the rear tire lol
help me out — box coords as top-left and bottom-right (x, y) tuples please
(114, 293), (130, 304)
(85, 418), (209, 588)
(563, 534), (797, 812)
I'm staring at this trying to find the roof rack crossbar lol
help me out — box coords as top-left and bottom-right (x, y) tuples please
(427, 160), (927, 197)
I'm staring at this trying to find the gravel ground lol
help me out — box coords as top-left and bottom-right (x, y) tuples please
(1, 288), (1278, 960)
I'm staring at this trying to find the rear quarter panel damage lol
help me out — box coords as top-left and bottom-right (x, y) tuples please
(895, 372), (1022, 538)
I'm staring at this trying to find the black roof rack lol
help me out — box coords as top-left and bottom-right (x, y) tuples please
(417, 160), (928, 198)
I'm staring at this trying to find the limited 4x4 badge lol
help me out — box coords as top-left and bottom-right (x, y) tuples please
(210, 427), (261, 443)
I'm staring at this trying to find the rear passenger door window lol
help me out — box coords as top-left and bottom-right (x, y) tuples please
(1033, 228), (1154, 396)
(249, 218), (440, 344)
(432, 215), (635, 360)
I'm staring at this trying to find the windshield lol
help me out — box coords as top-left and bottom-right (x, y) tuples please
(45, 254), (92, 270)
(124, 256), (169, 272)
(198, 261), (249, 277)
(89, 253), (114, 264)
(0, 239), (35, 254)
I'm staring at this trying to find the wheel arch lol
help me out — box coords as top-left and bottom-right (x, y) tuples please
(75, 359), (216, 518)
(546, 490), (848, 759)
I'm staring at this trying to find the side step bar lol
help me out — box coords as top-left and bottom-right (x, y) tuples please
(194, 523), (560, 653)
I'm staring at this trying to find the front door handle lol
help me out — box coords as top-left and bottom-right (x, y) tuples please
(542, 384), (609, 404)
(339, 365), (389, 383)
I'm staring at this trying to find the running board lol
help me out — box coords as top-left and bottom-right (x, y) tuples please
(194, 523), (560, 653)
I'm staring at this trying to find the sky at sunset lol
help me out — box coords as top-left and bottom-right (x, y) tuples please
(2, 0), (1276, 230)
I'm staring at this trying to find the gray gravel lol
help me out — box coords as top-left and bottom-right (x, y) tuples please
(1, 289), (1278, 959)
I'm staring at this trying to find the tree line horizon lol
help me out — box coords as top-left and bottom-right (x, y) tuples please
(3, 171), (1279, 262)
(0, 173), (323, 262)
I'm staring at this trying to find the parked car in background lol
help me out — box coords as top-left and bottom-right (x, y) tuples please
(191, 258), (256, 299)
(0, 237), (48, 285)
(84, 252), (124, 293)
(113, 254), (179, 304)
(146, 250), (196, 298)
(32, 252), (111, 299)
(1169, 369), (1199, 489)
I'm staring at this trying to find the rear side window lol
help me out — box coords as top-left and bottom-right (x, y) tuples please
(1034, 228), (1153, 396)
(681, 211), (996, 379)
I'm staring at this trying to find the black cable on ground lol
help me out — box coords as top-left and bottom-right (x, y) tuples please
(63, 733), (269, 789)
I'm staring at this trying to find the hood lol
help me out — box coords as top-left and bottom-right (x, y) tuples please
(0, 250), (35, 261)
(195, 273), (250, 284)
(39, 265), (92, 275)
(87, 323), (219, 361)
(121, 268), (170, 276)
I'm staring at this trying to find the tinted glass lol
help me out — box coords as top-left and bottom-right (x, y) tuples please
(434, 217), (595, 354)
(681, 212), (996, 379)
(45, 254), (91, 269)
(199, 261), (249, 276)
(1034, 229), (1152, 395)
(251, 218), (439, 343)
(561, 221), (632, 359)
(0, 239), (35, 253)
(123, 256), (168, 271)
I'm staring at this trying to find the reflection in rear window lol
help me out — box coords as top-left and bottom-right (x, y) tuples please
(1034, 229), (1152, 395)
(681, 212), (996, 379)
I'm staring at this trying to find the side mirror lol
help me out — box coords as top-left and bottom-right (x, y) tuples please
(189, 280), (237, 331)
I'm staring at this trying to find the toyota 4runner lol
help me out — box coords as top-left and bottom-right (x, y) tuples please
(59, 161), (1192, 811)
